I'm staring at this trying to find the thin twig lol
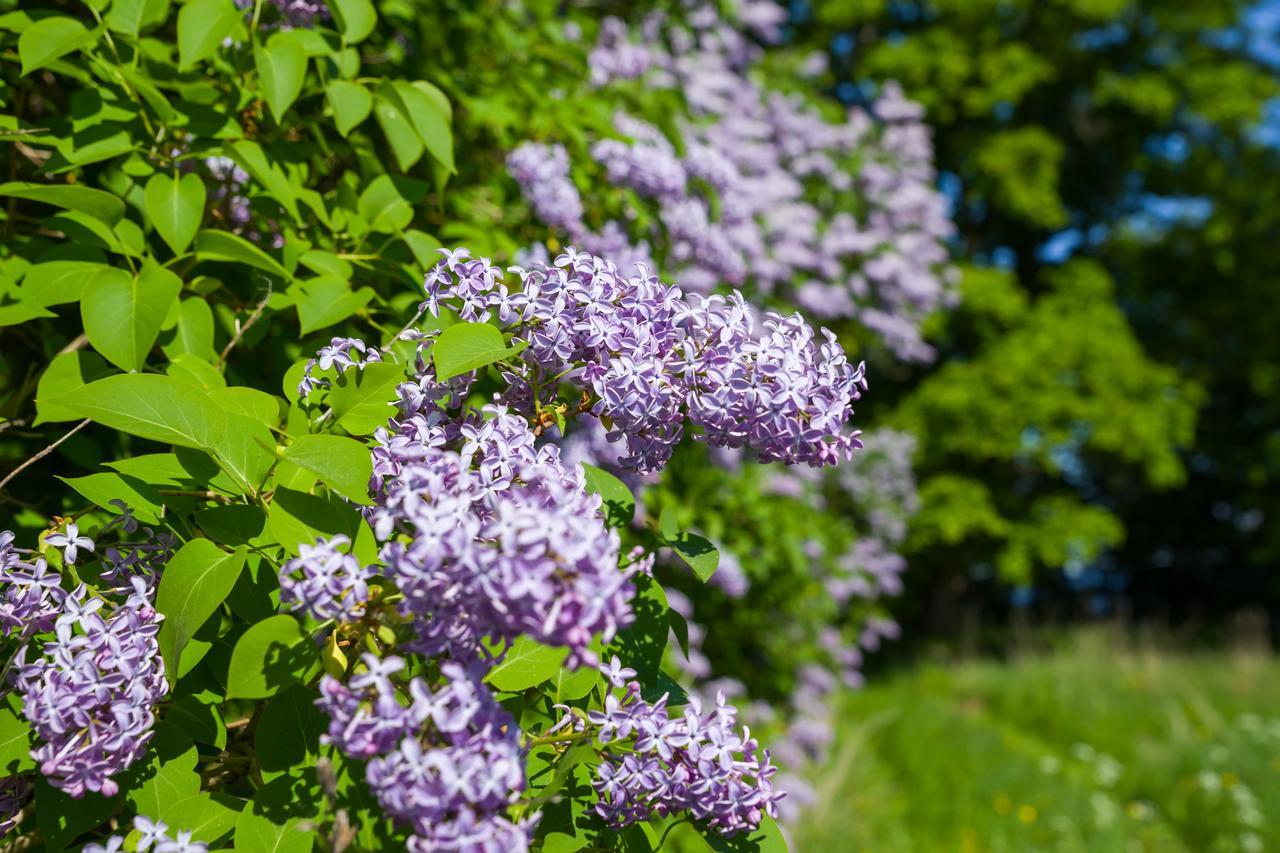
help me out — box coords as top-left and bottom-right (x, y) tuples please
(156, 489), (234, 503)
(217, 284), (273, 367)
(56, 333), (89, 356)
(0, 419), (90, 494)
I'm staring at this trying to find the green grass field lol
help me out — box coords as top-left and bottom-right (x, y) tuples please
(796, 633), (1280, 852)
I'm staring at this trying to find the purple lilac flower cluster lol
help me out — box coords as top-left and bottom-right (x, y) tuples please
(14, 578), (167, 798)
(233, 0), (328, 28)
(85, 815), (209, 853)
(365, 396), (640, 666)
(1, 516), (173, 800)
(553, 666), (783, 835)
(280, 535), (374, 621)
(420, 248), (867, 474)
(316, 654), (534, 850)
(515, 3), (957, 363)
(506, 143), (585, 234)
(204, 156), (251, 229)
(297, 336), (384, 398)
(0, 531), (60, 639)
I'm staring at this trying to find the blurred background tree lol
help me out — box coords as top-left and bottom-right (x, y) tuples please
(795, 0), (1280, 643)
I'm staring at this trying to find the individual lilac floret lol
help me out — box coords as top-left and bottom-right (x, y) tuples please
(279, 536), (374, 621)
(14, 581), (167, 798)
(297, 336), (384, 398)
(553, 680), (784, 835)
(318, 655), (536, 850)
(44, 522), (93, 565)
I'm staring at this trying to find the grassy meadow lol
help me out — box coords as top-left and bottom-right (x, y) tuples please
(796, 633), (1280, 852)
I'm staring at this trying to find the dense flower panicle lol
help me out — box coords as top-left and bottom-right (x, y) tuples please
(15, 580), (167, 798)
(367, 400), (636, 666)
(420, 247), (867, 474)
(318, 654), (535, 850)
(279, 536), (375, 621)
(554, 680), (783, 835)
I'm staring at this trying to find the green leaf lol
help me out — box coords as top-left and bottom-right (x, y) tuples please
(195, 229), (291, 279)
(327, 80), (372, 136)
(357, 173), (422, 233)
(256, 684), (326, 776)
(34, 350), (114, 424)
(58, 471), (165, 524)
(178, 0), (239, 67)
(393, 80), (454, 173)
(209, 386), (281, 426)
(235, 775), (321, 853)
(82, 263), (182, 371)
(178, 0), (239, 68)
(255, 31), (308, 122)
(605, 574), (668, 685)
(36, 778), (120, 853)
(196, 504), (268, 546)
(0, 695), (34, 774)
(129, 739), (200, 818)
(167, 695), (226, 749)
(18, 252), (113, 308)
(18, 17), (97, 76)
(167, 353), (228, 391)
(659, 507), (719, 582)
(268, 487), (377, 560)
(282, 434), (372, 504)
(432, 321), (528, 381)
(163, 297), (218, 362)
(329, 0), (376, 43)
(485, 636), (569, 692)
(105, 452), (194, 486)
(402, 229), (443, 270)
(145, 172), (205, 254)
(553, 661), (600, 704)
(374, 83), (425, 171)
(227, 615), (318, 700)
(43, 373), (228, 449)
(581, 463), (635, 528)
(164, 792), (242, 843)
(294, 276), (373, 334)
(327, 361), (403, 435)
(226, 140), (301, 224)
(156, 539), (247, 685)
(0, 180), (123, 225)
(105, 0), (168, 37)
(209, 412), (277, 495)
